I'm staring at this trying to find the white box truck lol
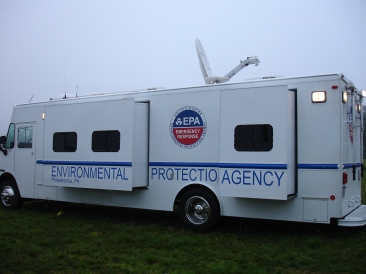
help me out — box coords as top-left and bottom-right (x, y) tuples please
(1, 40), (365, 231)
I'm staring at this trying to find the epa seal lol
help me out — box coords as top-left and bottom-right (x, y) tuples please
(170, 106), (207, 149)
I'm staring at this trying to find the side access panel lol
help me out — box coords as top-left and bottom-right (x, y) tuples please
(219, 86), (295, 200)
(39, 99), (148, 191)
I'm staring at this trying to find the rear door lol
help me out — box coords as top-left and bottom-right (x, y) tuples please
(341, 84), (362, 215)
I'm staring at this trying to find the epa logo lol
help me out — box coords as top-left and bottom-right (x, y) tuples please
(170, 106), (207, 149)
(175, 118), (182, 126)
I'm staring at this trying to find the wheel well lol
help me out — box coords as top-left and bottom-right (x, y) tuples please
(174, 184), (220, 213)
(0, 173), (16, 186)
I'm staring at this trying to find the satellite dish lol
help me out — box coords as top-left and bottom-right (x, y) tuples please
(195, 38), (229, 85)
(195, 38), (211, 79)
(195, 38), (260, 85)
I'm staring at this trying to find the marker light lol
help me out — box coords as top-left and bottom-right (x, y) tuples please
(343, 172), (348, 184)
(342, 91), (348, 103)
(356, 103), (361, 113)
(42, 112), (45, 120)
(311, 91), (326, 103)
(330, 195), (336, 201)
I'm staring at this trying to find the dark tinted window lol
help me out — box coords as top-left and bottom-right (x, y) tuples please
(17, 126), (33, 148)
(92, 130), (120, 152)
(53, 132), (77, 152)
(234, 124), (273, 151)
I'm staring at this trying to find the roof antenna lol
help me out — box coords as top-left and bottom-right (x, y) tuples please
(195, 38), (260, 85)
(76, 83), (78, 97)
(29, 94), (34, 103)
(64, 59), (67, 99)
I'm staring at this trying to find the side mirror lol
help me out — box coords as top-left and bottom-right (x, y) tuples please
(0, 136), (7, 145)
(0, 136), (7, 155)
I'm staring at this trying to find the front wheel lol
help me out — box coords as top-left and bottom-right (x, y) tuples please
(0, 180), (22, 210)
(179, 188), (219, 232)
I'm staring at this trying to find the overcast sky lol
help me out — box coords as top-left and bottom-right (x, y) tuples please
(1, 0), (365, 134)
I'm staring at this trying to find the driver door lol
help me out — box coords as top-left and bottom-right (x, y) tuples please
(15, 123), (36, 197)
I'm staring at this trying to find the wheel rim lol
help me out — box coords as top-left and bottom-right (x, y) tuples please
(1, 186), (15, 207)
(184, 196), (211, 225)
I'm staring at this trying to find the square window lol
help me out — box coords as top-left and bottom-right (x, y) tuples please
(234, 124), (273, 152)
(53, 132), (77, 152)
(92, 130), (120, 152)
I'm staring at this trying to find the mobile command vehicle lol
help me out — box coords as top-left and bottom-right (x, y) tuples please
(1, 40), (366, 231)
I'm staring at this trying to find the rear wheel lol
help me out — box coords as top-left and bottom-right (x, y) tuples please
(0, 180), (22, 210)
(179, 188), (219, 232)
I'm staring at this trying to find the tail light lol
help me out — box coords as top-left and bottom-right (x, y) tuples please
(343, 172), (348, 184)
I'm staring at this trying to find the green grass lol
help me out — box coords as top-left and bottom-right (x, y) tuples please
(1, 179), (366, 274)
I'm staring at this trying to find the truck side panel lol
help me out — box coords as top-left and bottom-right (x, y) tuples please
(39, 99), (148, 191)
(219, 85), (295, 200)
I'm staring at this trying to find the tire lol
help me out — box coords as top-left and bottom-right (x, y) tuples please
(179, 188), (219, 232)
(0, 180), (22, 210)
